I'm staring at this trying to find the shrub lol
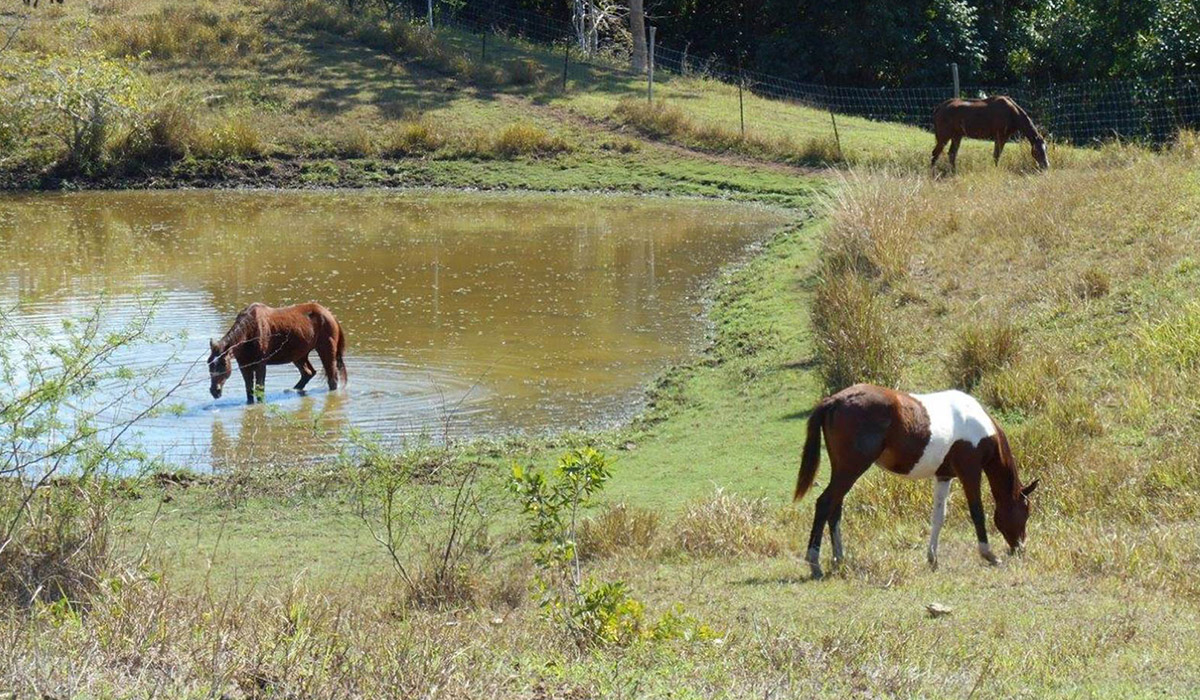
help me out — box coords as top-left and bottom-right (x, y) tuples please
(352, 447), (495, 610)
(193, 114), (264, 160)
(505, 58), (543, 86)
(5, 52), (146, 173)
(113, 99), (198, 165)
(614, 98), (689, 139)
(670, 490), (783, 557)
(0, 302), (172, 608)
(490, 122), (568, 158)
(379, 120), (445, 156)
(333, 126), (378, 158)
(577, 503), (659, 561)
(820, 172), (926, 283)
(811, 270), (902, 393)
(946, 321), (1022, 390)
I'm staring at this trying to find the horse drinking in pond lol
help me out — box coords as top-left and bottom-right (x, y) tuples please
(931, 95), (1049, 173)
(793, 383), (1039, 579)
(208, 302), (347, 404)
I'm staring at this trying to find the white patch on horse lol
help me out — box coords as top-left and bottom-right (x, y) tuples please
(902, 390), (996, 480)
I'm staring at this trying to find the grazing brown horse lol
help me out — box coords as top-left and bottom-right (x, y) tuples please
(793, 383), (1038, 579)
(208, 302), (347, 404)
(931, 95), (1049, 173)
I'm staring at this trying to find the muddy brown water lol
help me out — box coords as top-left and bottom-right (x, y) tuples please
(0, 190), (787, 470)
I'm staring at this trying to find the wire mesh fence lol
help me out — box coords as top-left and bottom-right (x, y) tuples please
(423, 0), (1200, 147)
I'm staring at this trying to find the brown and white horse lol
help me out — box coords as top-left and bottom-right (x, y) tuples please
(931, 95), (1049, 173)
(208, 302), (347, 404)
(793, 383), (1038, 578)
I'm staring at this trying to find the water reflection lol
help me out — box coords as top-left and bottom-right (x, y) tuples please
(0, 190), (786, 469)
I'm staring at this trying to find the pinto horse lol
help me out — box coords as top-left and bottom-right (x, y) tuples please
(793, 383), (1038, 579)
(931, 95), (1049, 173)
(208, 302), (347, 404)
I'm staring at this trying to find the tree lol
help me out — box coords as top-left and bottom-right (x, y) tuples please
(630, 0), (647, 72)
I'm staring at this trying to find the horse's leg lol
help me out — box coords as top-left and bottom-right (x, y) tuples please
(948, 136), (962, 174)
(293, 358), (316, 391)
(930, 136), (948, 173)
(954, 459), (999, 565)
(993, 134), (1008, 166)
(254, 364), (267, 402)
(317, 339), (339, 391)
(240, 366), (256, 404)
(828, 500), (845, 565)
(927, 477), (953, 570)
(806, 485), (835, 579)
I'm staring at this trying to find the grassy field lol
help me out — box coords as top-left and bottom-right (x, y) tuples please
(4, 1), (1200, 697)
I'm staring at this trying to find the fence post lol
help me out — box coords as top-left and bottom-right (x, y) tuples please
(951, 62), (960, 98)
(562, 43), (569, 92)
(829, 108), (842, 161)
(647, 26), (656, 101)
(427, 0), (433, 29)
(480, 31), (486, 61)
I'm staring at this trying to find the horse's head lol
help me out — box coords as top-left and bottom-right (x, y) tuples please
(994, 478), (1040, 554)
(1031, 138), (1049, 170)
(208, 339), (232, 399)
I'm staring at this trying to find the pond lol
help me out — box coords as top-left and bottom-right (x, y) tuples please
(0, 190), (787, 470)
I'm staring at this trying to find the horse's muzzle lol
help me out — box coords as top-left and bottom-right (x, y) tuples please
(210, 387), (222, 399)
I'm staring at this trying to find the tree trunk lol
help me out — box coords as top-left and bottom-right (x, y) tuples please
(630, 0), (646, 73)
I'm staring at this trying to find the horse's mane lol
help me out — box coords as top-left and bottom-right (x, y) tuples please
(1011, 102), (1042, 142)
(218, 304), (271, 355)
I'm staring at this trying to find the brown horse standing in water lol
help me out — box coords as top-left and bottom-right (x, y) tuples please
(931, 95), (1049, 173)
(208, 302), (347, 404)
(793, 384), (1039, 579)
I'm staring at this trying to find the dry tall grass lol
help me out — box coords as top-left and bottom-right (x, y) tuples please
(812, 145), (1200, 591)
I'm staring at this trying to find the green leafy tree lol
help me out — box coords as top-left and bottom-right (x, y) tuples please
(2, 51), (145, 173)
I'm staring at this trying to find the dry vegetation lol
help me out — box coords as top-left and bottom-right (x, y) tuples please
(809, 135), (1200, 605)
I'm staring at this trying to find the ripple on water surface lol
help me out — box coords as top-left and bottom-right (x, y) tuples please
(0, 190), (788, 471)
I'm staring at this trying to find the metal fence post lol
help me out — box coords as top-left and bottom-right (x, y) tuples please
(951, 62), (960, 98)
(427, 0), (434, 29)
(648, 26), (656, 101)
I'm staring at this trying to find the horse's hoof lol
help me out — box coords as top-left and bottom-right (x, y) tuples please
(928, 556), (939, 572)
(810, 565), (824, 580)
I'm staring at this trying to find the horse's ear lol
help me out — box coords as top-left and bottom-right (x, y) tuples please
(1021, 479), (1040, 497)
(209, 338), (218, 352)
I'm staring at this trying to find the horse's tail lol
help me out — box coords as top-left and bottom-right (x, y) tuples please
(794, 397), (833, 502)
(335, 321), (348, 387)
